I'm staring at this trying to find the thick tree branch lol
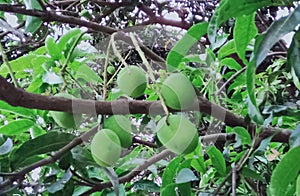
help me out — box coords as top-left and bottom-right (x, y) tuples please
(0, 76), (291, 143)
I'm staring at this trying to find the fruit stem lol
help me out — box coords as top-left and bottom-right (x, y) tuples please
(103, 36), (113, 100)
(129, 33), (169, 116)
(111, 33), (129, 68)
(106, 52), (131, 86)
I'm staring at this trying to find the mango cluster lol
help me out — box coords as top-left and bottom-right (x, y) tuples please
(117, 66), (199, 155)
(91, 115), (132, 167)
(50, 66), (200, 167)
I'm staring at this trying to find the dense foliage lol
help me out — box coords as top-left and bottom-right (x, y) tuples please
(0, 0), (300, 195)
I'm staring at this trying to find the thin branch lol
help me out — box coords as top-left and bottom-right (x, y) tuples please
(81, 149), (174, 195)
(215, 66), (247, 96)
(0, 126), (98, 189)
(232, 166), (237, 196)
(132, 137), (157, 148)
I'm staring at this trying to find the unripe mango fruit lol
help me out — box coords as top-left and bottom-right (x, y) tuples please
(157, 115), (198, 154)
(104, 115), (132, 148)
(117, 66), (147, 98)
(91, 129), (122, 167)
(107, 65), (115, 75)
(161, 73), (196, 110)
(49, 93), (81, 129)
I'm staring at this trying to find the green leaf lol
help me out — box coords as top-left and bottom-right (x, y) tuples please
(47, 170), (72, 193)
(166, 22), (208, 71)
(24, 0), (42, 33)
(0, 119), (34, 135)
(210, 0), (295, 46)
(42, 71), (63, 84)
(161, 183), (177, 196)
(46, 36), (62, 61)
(30, 125), (46, 138)
(246, 60), (264, 125)
(207, 9), (219, 44)
(218, 40), (236, 60)
(177, 183), (192, 196)
(175, 168), (198, 184)
(187, 144), (206, 174)
(254, 136), (273, 155)
(241, 167), (264, 182)
(246, 61), (256, 104)
(26, 77), (44, 93)
(11, 131), (75, 169)
(133, 180), (160, 192)
(106, 184), (126, 196)
(232, 127), (251, 145)
(216, 0), (277, 26)
(247, 96), (264, 125)
(296, 175), (300, 196)
(57, 28), (82, 51)
(221, 58), (242, 71)
(288, 30), (300, 79)
(161, 156), (183, 188)
(255, 5), (300, 67)
(58, 151), (72, 170)
(234, 13), (257, 61)
(0, 54), (37, 77)
(206, 145), (226, 176)
(270, 145), (300, 196)
(75, 64), (103, 84)
(0, 100), (35, 117)
(0, 137), (13, 155)
(289, 124), (300, 148)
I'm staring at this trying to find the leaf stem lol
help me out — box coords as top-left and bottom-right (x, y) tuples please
(61, 31), (86, 90)
(0, 43), (19, 88)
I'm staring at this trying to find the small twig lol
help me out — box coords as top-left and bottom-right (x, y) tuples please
(110, 33), (129, 68)
(213, 139), (256, 195)
(215, 66), (247, 96)
(106, 51), (131, 86)
(267, 51), (287, 57)
(0, 43), (19, 88)
(132, 137), (157, 148)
